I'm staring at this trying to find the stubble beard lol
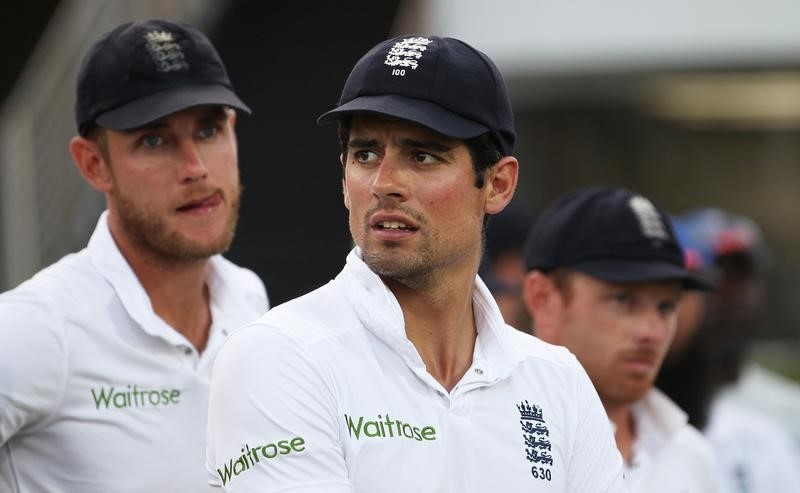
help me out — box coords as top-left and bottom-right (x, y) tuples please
(360, 234), (438, 291)
(113, 183), (241, 264)
(357, 202), (479, 291)
(600, 367), (658, 408)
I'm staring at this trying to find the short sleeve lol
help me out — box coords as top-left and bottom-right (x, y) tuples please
(206, 321), (353, 493)
(0, 292), (68, 444)
(566, 362), (629, 492)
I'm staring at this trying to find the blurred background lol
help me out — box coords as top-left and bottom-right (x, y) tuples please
(1, 0), (798, 423)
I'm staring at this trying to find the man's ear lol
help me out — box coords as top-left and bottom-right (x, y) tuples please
(485, 156), (518, 215)
(341, 153), (352, 210)
(70, 136), (113, 193)
(522, 270), (564, 343)
(228, 108), (238, 128)
(342, 178), (350, 210)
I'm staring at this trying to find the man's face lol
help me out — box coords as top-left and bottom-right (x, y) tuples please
(103, 105), (241, 262)
(342, 115), (489, 288)
(554, 272), (682, 407)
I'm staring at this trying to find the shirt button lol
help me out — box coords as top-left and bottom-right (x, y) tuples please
(474, 368), (484, 375)
(184, 347), (192, 355)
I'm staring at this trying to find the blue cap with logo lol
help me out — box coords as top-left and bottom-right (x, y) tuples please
(75, 19), (250, 136)
(524, 186), (712, 290)
(317, 35), (516, 156)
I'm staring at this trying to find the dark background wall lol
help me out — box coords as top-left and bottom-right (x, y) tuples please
(208, 2), (401, 305)
(0, 2), (60, 100)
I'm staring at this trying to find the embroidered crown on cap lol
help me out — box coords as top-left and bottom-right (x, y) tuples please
(143, 30), (190, 73)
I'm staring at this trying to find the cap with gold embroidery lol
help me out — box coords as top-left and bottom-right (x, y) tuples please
(75, 19), (249, 136)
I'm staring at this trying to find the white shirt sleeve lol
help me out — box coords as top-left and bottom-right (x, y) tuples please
(207, 322), (353, 493)
(566, 362), (629, 492)
(0, 292), (68, 444)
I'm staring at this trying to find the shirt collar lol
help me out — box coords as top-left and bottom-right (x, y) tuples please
(86, 211), (227, 350)
(632, 388), (689, 436)
(338, 247), (522, 382)
(627, 388), (690, 472)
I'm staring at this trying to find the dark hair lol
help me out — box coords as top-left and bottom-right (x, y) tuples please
(85, 125), (111, 164)
(549, 268), (576, 303)
(337, 117), (502, 188)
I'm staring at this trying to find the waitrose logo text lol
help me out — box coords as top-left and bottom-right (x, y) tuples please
(344, 413), (437, 441)
(217, 437), (305, 486)
(91, 385), (181, 409)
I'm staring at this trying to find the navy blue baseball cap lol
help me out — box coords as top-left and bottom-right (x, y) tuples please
(317, 35), (516, 156)
(75, 19), (250, 136)
(524, 187), (712, 290)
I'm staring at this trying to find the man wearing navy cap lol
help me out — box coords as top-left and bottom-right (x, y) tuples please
(0, 19), (268, 492)
(207, 36), (626, 492)
(522, 186), (719, 492)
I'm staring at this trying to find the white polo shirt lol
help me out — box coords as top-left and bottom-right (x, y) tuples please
(706, 394), (800, 493)
(207, 249), (626, 492)
(0, 212), (268, 493)
(623, 389), (719, 492)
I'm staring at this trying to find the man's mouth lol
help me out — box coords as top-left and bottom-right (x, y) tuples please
(176, 192), (222, 212)
(376, 220), (415, 231)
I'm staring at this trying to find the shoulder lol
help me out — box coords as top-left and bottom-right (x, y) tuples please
(4, 250), (93, 295)
(506, 327), (583, 369)
(500, 327), (600, 402)
(211, 283), (352, 410)
(662, 423), (719, 486)
(214, 255), (260, 283)
(212, 255), (269, 308)
(646, 395), (717, 467)
(0, 251), (94, 323)
(213, 256), (266, 293)
(677, 423), (716, 457)
(707, 399), (796, 452)
(220, 280), (352, 356)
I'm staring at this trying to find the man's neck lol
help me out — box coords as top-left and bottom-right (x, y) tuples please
(606, 403), (636, 463)
(111, 226), (213, 353)
(386, 267), (478, 393)
(137, 259), (212, 353)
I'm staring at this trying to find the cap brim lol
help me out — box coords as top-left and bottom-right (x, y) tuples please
(95, 84), (250, 131)
(317, 94), (488, 139)
(573, 259), (715, 291)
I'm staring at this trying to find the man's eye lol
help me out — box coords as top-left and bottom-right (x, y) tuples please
(659, 301), (678, 316)
(612, 292), (630, 304)
(199, 126), (217, 139)
(413, 152), (437, 164)
(142, 135), (163, 148)
(354, 150), (378, 163)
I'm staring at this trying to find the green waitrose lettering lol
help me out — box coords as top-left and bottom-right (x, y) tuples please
(91, 385), (181, 409)
(344, 413), (437, 441)
(217, 437), (306, 486)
